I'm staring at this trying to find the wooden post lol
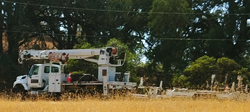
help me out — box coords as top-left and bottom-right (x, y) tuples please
(211, 74), (216, 91)
(102, 69), (108, 96)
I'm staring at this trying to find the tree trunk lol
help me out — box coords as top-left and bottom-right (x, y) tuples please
(6, 32), (19, 64)
(0, 13), (4, 55)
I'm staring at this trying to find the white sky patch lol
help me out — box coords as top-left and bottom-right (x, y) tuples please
(140, 33), (150, 63)
(141, 39), (147, 63)
(247, 19), (250, 27)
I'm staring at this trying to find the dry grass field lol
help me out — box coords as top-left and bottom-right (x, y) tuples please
(0, 93), (249, 112)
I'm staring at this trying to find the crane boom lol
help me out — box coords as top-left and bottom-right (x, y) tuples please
(18, 47), (125, 67)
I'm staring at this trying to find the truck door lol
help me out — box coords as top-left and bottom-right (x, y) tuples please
(27, 65), (41, 88)
(42, 66), (50, 87)
(49, 66), (61, 92)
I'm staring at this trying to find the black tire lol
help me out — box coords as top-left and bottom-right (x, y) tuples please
(13, 84), (27, 100)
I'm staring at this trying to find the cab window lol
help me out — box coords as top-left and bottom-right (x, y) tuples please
(28, 65), (39, 76)
(44, 66), (50, 73)
(51, 66), (59, 73)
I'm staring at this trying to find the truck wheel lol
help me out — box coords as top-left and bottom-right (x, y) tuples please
(13, 84), (27, 100)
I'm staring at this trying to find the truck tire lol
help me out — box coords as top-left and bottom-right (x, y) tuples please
(13, 84), (27, 100)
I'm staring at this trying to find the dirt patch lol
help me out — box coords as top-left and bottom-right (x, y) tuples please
(2, 34), (57, 52)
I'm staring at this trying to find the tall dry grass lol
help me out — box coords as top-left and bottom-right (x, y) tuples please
(0, 92), (249, 112)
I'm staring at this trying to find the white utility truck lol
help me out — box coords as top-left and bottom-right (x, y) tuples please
(13, 47), (137, 95)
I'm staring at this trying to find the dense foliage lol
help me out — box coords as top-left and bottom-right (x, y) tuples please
(1, 0), (250, 89)
(182, 56), (250, 88)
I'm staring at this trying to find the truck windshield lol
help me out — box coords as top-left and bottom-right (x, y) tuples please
(28, 65), (39, 77)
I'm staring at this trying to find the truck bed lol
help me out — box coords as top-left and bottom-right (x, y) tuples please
(61, 81), (103, 86)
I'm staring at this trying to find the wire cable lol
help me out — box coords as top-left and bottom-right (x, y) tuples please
(1, 30), (248, 41)
(1, 0), (250, 15)
(157, 38), (247, 41)
(0, 29), (113, 38)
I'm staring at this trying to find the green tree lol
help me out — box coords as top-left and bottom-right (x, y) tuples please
(217, 57), (241, 83)
(146, 0), (193, 85)
(172, 73), (189, 88)
(184, 55), (250, 87)
(105, 0), (153, 51)
(184, 55), (218, 86)
(189, 0), (250, 67)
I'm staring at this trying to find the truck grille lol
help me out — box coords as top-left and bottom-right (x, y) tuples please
(31, 79), (38, 83)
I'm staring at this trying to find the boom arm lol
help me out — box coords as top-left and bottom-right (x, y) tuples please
(18, 47), (125, 67)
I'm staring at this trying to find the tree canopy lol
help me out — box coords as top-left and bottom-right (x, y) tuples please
(1, 0), (250, 89)
(183, 56), (250, 88)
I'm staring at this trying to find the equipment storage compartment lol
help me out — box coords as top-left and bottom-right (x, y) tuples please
(49, 73), (62, 92)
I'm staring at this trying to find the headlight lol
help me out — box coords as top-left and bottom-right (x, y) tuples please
(16, 76), (21, 81)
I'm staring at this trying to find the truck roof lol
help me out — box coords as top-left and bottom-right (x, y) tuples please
(33, 63), (61, 67)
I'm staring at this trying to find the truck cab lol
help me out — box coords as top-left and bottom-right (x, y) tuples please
(13, 63), (67, 92)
